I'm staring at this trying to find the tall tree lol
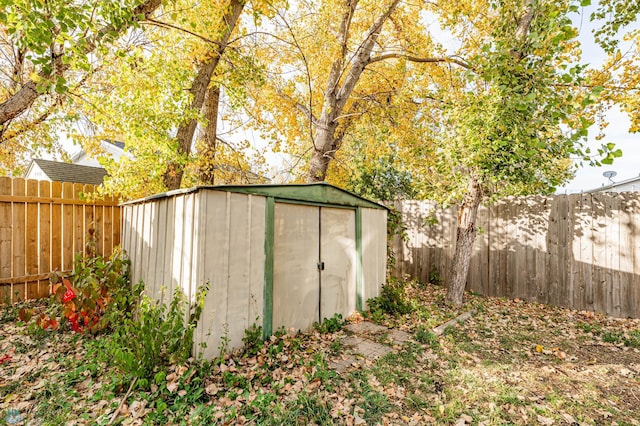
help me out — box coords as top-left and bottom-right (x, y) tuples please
(161, 0), (246, 190)
(322, 0), (612, 307)
(0, 0), (163, 173)
(244, 0), (468, 183)
(72, 0), (270, 198)
(420, 0), (604, 306)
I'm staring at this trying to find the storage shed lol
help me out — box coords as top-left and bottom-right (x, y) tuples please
(121, 183), (387, 359)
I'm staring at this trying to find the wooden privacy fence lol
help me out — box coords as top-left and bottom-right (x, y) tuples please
(392, 193), (640, 318)
(0, 177), (121, 303)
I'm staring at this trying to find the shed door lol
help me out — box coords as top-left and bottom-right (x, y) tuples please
(320, 207), (356, 323)
(272, 204), (356, 332)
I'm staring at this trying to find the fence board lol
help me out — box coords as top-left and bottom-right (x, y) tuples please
(62, 182), (74, 271)
(392, 192), (640, 319)
(12, 179), (26, 301)
(633, 196), (640, 319)
(609, 196), (621, 317)
(26, 180), (40, 299)
(74, 183), (85, 258)
(51, 182), (63, 274)
(0, 178), (12, 302)
(619, 193), (634, 318)
(0, 177), (121, 304)
(39, 181), (52, 298)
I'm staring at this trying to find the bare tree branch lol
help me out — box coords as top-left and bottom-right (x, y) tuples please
(143, 18), (226, 48)
(369, 53), (473, 69)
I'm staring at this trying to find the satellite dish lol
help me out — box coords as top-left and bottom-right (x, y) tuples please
(603, 170), (617, 183)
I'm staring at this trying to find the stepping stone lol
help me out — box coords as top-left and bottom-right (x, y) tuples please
(329, 322), (411, 373)
(329, 335), (394, 373)
(387, 329), (412, 345)
(350, 337), (393, 359)
(344, 321), (388, 334)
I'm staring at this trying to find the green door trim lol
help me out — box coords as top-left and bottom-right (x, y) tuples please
(263, 200), (365, 337)
(356, 207), (363, 311)
(263, 196), (275, 339)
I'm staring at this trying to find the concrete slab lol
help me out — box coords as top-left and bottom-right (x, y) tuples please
(344, 321), (388, 334)
(328, 333), (394, 373)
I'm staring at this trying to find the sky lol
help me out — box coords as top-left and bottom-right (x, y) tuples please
(557, 107), (640, 193)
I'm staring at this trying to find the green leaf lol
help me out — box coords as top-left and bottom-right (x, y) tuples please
(580, 0), (591, 6)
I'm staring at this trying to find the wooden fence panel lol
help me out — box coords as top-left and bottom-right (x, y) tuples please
(0, 177), (12, 302)
(12, 179), (26, 301)
(0, 177), (121, 304)
(392, 192), (640, 319)
(51, 182), (63, 274)
(38, 181), (52, 299)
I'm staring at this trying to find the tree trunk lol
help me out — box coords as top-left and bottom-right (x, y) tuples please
(444, 0), (536, 308)
(306, 122), (338, 182)
(162, 0), (245, 191)
(303, 0), (401, 183)
(445, 176), (483, 308)
(198, 85), (220, 185)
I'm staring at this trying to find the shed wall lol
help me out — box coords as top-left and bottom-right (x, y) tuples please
(122, 191), (266, 360)
(123, 193), (201, 304)
(195, 192), (266, 358)
(361, 208), (387, 308)
(122, 186), (386, 360)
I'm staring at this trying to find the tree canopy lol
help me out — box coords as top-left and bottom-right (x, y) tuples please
(0, 0), (163, 174)
(0, 0), (637, 202)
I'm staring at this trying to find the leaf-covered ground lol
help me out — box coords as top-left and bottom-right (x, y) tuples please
(1, 282), (639, 425)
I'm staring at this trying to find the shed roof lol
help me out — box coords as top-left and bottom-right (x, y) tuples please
(123, 182), (387, 210)
(26, 159), (109, 185)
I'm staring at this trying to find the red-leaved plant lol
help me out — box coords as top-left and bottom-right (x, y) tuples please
(22, 231), (132, 333)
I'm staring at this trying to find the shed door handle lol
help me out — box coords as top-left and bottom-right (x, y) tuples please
(317, 262), (325, 271)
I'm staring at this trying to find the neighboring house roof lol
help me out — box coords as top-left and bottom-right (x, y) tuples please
(25, 159), (109, 185)
(70, 139), (126, 167)
(110, 141), (125, 150)
(584, 174), (640, 193)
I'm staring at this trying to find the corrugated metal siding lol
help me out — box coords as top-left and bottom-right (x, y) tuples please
(361, 208), (387, 308)
(195, 191), (266, 359)
(123, 193), (201, 304)
(123, 191), (266, 360)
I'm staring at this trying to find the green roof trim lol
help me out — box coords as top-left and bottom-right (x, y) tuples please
(123, 182), (387, 210)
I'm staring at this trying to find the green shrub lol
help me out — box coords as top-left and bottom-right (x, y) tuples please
(25, 242), (132, 333)
(315, 313), (345, 333)
(368, 278), (415, 315)
(106, 282), (209, 381)
(243, 323), (264, 357)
